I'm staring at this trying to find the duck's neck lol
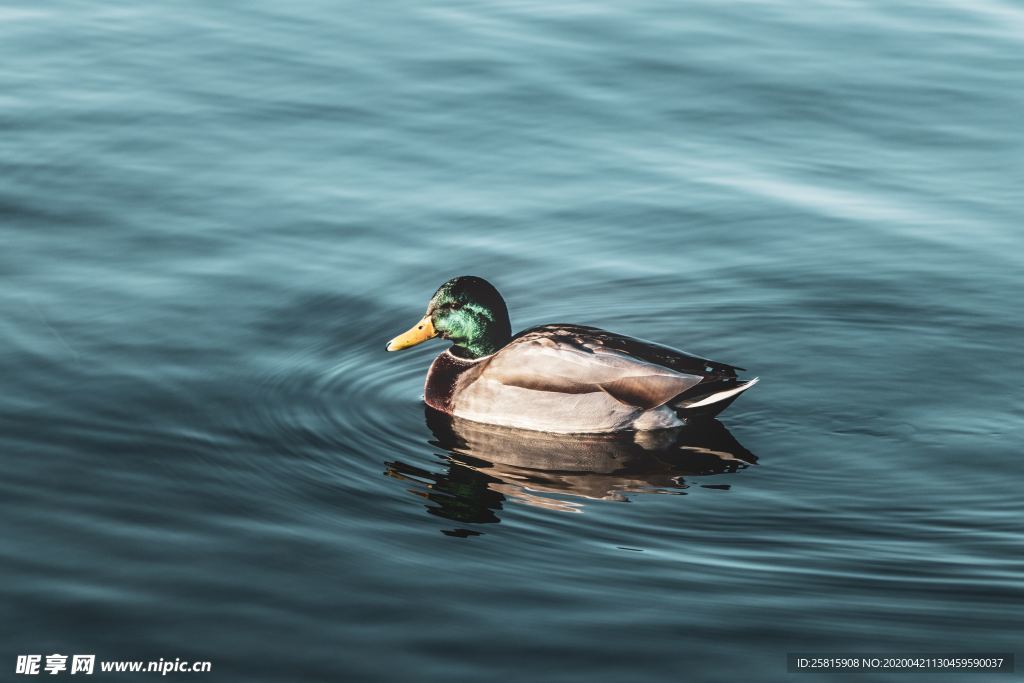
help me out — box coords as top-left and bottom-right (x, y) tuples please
(454, 335), (505, 359)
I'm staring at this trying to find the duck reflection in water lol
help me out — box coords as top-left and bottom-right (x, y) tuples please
(384, 408), (757, 536)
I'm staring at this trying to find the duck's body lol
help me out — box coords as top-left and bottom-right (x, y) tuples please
(424, 324), (756, 433)
(388, 277), (757, 434)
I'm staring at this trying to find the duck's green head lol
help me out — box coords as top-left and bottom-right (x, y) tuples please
(386, 276), (512, 359)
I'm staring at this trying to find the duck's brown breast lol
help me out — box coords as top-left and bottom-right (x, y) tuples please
(424, 351), (486, 413)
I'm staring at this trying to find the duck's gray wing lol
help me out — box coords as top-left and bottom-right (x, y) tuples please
(447, 327), (707, 434)
(488, 330), (705, 407)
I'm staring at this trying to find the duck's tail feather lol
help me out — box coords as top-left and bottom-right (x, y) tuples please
(673, 377), (759, 418)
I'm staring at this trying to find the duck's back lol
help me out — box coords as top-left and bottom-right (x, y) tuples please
(515, 324), (742, 377)
(428, 324), (750, 434)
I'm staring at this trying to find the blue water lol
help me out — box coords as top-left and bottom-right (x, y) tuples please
(2, 1), (1022, 681)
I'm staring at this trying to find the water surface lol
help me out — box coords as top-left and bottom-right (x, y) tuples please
(1, 1), (1022, 681)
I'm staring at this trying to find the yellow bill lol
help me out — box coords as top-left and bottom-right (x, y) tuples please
(386, 315), (437, 351)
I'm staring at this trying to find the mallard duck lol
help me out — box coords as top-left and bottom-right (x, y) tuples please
(386, 276), (758, 433)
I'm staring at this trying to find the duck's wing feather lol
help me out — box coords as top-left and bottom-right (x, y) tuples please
(468, 324), (709, 410)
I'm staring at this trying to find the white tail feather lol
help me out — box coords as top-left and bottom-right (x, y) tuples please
(683, 377), (759, 409)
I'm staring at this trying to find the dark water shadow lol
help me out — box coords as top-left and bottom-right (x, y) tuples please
(385, 408), (758, 536)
